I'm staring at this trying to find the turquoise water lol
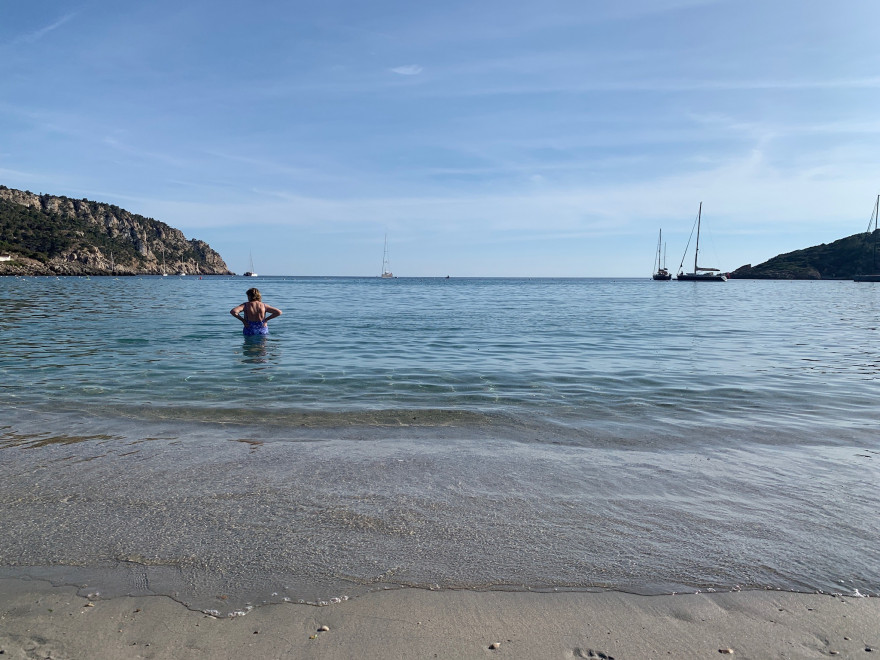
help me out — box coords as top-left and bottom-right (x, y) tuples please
(1, 276), (878, 613)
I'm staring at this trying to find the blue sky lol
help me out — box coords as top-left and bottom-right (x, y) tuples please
(3, 0), (880, 276)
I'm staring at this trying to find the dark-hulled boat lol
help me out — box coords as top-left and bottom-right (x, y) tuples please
(652, 229), (672, 280)
(676, 202), (726, 282)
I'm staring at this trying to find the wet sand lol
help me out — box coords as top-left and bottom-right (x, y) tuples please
(1, 578), (877, 659)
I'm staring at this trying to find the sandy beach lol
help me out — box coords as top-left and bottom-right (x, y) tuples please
(1, 578), (876, 659)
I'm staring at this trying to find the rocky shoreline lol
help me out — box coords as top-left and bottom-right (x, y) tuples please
(0, 253), (229, 277)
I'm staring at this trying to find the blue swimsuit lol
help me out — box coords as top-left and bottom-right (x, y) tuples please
(242, 307), (269, 336)
(243, 320), (268, 336)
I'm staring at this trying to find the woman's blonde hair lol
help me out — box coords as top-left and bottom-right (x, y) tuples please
(246, 288), (262, 302)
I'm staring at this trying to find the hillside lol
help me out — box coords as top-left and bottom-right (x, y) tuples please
(0, 186), (231, 276)
(730, 230), (880, 280)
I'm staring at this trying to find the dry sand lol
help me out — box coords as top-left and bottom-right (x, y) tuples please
(1, 578), (877, 659)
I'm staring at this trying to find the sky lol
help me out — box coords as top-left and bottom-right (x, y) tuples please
(3, 0), (880, 276)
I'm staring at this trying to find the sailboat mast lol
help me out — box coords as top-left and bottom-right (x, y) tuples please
(873, 195), (879, 272)
(656, 229), (662, 272)
(694, 202), (702, 274)
(871, 195), (879, 234)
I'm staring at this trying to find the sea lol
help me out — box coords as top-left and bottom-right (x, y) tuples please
(1, 275), (878, 615)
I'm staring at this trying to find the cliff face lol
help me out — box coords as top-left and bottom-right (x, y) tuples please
(0, 186), (232, 276)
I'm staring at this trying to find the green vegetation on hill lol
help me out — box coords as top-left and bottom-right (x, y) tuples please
(0, 197), (129, 263)
(731, 231), (880, 280)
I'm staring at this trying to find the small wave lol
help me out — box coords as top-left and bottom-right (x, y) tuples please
(94, 403), (503, 430)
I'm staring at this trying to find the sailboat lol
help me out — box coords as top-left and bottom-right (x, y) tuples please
(380, 235), (394, 278)
(676, 202), (726, 281)
(854, 195), (880, 282)
(652, 229), (671, 280)
(161, 247), (167, 276)
(244, 252), (257, 277)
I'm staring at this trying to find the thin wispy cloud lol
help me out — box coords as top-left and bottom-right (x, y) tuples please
(101, 137), (194, 170)
(201, 149), (323, 179)
(12, 11), (78, 45)
(408, 76), (880, 100)
(390, 65), (423, 76)
(150, 144), (876, 234)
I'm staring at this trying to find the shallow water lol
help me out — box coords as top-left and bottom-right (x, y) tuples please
(1, 276), (878, 613)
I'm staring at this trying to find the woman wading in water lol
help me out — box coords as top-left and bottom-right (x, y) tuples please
(230, 288), (282, 336)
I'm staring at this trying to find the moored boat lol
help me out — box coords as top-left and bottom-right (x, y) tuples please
(676, 203), (726, 282)
(243, 251), (257, 277)
(380, 234), (394, 278)
(854, 195), (880, 282)
(652, 229), (671, 280)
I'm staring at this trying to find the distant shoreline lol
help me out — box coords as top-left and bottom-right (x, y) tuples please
(0, 271), (872, 279)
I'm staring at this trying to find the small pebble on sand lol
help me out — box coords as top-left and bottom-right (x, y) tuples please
(489, 642), (501, 650)
(718, 649), (734, 655)
(318, 625), (330, 632)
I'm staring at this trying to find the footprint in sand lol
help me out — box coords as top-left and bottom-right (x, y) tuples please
(573, 649), (615, 660)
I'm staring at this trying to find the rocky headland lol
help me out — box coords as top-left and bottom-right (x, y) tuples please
(0, 186), (231, 276)
(730, 230), (880, 280)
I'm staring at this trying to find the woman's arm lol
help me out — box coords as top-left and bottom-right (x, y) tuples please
(263, 304), (282, 323)
(230, 303), (247, 324)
